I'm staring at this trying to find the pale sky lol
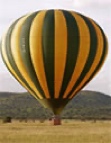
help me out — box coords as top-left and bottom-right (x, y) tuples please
(0, 0), (111, 95)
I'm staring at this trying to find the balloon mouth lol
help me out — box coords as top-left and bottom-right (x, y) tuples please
(38, 98), (71, 115)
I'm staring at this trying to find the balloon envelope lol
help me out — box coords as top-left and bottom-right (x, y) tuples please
(0, 9), (108, 115)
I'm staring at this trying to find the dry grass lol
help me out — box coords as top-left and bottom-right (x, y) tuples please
(0, 120), (111, 143)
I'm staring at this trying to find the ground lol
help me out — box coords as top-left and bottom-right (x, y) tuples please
(0, 120), (111, 143)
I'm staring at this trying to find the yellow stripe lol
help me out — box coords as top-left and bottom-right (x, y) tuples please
(1, 29), (38, 100)
(54, 10), (67, 98)
(10, 15), (43, 99)
(63, 12), (90, 98)
(70, 19), (104, 98)
(30, 11), (50, 99)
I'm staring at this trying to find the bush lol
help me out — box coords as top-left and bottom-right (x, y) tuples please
(3, 117), (12, 123)
(39, 118), (45, 123)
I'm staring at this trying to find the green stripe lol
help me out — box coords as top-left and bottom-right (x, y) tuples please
(39, 98), (70, 115)
(0, 39), (2, 52)
(4, 18), (38, 98)
(42, 10), (55, 98)
(0, 41), (12, 73)
(1, 47), (24, 88)
(73, 25), (108, 96)
(59, 10), (79, 98)
(19, 12), (46, 98)
(1, 39), (16, 79)
(67, 14), (98, 98)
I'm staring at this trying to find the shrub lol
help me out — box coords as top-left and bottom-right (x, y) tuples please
(3, 117), (12, 123)
(39, 118), (45, 123)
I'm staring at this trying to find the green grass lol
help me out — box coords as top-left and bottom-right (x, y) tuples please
(0, 120), (111, 143)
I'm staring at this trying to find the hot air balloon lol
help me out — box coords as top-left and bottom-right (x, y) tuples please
(0, 9), (108, 125)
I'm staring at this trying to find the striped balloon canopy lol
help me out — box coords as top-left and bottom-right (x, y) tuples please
(0, 9), (108, 115)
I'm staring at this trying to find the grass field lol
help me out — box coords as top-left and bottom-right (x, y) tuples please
(0, 120), (111, 143)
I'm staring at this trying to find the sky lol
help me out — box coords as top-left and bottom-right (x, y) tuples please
(0, 0), (111, 95)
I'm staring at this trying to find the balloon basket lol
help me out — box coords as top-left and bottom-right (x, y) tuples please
(50, 115), (61, 125)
